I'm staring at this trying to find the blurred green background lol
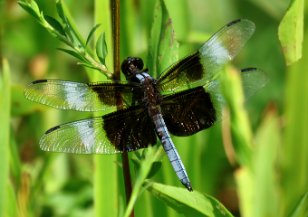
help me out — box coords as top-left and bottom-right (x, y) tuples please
(0, 0), (307, 216)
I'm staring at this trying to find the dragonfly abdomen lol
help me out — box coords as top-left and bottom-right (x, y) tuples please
(152, 113), (193, 191)
(138, 71), (192, 190)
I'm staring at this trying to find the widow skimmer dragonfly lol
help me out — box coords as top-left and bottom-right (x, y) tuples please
(25, 19), (265, 191)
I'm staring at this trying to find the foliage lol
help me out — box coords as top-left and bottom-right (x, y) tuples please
(18, 0), (110, 77)
(278, 0), (304, 65)
(0, 0), (307, 216)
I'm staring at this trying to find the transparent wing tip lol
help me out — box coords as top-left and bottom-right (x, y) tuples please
(240, 67), (268, 98)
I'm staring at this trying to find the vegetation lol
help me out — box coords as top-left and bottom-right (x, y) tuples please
(0, 0), (307, 216)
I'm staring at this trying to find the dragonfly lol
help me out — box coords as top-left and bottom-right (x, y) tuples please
(25, 19), (266, 191)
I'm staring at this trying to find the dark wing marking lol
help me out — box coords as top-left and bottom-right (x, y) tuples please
(160, 68), (267, 137)
(103, 106), (157, 151)
(161, 87), (216, 136)
(157, 19), (255, 94)
(25, 79), (141, 111)
(40, 106), (157, 154)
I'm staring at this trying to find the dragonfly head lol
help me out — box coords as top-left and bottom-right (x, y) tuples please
(121, 57), (144, 80)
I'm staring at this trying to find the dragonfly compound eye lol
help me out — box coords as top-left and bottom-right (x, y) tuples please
(121, 57), (144, 78)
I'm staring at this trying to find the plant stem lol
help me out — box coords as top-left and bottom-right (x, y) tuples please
(111, 1), (134, 216)
(112, 0), (121, 80)
(0, 59), (10, 217)
(122, 152), (134, 216)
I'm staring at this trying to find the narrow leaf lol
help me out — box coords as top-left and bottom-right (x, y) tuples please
(282, 26), (308, 216)
(95, 32), (108, 65)
(93, 2), (115, 217)
(147, 0), (162, 74)
(28, 0), (41, 15)
(6, 182), (17, 217)
(123, 147), (163, 217)
(253, 110), (280, 217)
(55, 0), (67, 26)
(57, 48), (87, 62)
(0, 59), (11, 217)
(221, 67), (253, 168)
(287, 192), (308, 217)
(44, 15), (66, 37)
(131, 158), (162, 179)
(77, 62), (101, 71)
(147, 182), (234, 217)
(56, 0), (76, 45)
(278, 0), (304, 65)
(56, 0), (86, 49)
(18, 1), (41, 20)
(156, 0), (179, 73)
(86, 24), (101, 46)
(147, 0), (179, 76)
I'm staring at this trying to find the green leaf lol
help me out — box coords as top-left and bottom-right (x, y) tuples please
(44, 15), (66, 37)
(77, 62), (100, 71)
(57, 48), (87, 62)
(282, 25), (308, 216)
(278, 0), (304, 65)
(0, 59), (11, 217)
(123, 147), (163, 217)
(56, 0), (86, 49)
(95, 32), (108, 65)
(235, 168), (253, 217)
(157, 0), (179, 73)
(147, 0), (179, 77)
(56, 0), (67, 26)
(131, 157), (162, 179)
(287, 192), (308, 217)
(55, 0), (75, 44)
(252, 110), (280, 217)
(19, 1), (67, 43)
(147, 182), (234, 217)
(86, 24), (101, 46)
(221, 67), (253, 168)
(147, 161), (162, 179)
(6, 182), (18, 217)
(236, 109), (280, 217)
(93, 2), (115, 216)
(18, 0), (41, 20)
(163, 0), (190, 42)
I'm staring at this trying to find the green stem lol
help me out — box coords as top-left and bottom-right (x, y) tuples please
(0, 59), (11, 217)
(123, 147), (163, 217)
(94, 1), (117, 217)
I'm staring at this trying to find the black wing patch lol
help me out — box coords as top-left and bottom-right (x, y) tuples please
(39, 106), (157, 154)
(161, 87), (216, 136)
(103, 106), (157, 151)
